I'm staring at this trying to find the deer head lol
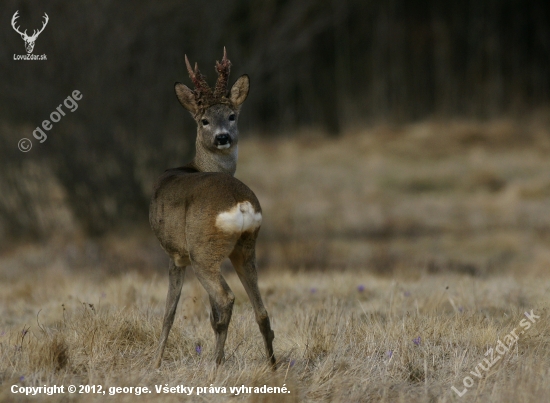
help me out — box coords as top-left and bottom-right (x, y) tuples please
(174, 48), (249, 171)
(11, 11), (49, 54)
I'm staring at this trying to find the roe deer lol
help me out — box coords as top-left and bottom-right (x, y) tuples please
(150, 48), (275, 368)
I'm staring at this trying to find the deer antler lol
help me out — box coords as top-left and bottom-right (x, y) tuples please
(185, 48), (233, 110)
(185, 54), (213, 104)
(28, 13), (49, 40)
(11, 11), (48, 40)
(11, 11), (27, 38)
(214, 47), (232, 99)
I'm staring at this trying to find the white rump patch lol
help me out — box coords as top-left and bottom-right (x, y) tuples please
(215, 201), (262, 233)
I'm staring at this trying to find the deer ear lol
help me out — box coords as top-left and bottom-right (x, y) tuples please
(229, 75), (250, 107)
(174, 83), (198, 114)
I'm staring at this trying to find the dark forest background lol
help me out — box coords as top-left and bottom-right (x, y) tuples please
(0, 0), (549, 242)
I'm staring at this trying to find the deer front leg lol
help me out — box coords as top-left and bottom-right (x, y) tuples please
(155, 259), (186, 368)
(208, 294), (234, 365)
(193, 268), (235, 365)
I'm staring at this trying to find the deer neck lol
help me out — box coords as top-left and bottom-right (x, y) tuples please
(191, 139), (238, 175)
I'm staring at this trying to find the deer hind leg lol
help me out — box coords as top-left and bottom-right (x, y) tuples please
(192, 261), (235, 365)
(230, 232), (276, 368)
(155, 259), (186, 368)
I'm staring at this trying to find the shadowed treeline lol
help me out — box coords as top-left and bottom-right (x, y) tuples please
(0, 0), (549, 240)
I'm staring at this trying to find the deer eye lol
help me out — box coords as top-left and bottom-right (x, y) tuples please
(228, 114), (235, 121)
(201, 119), (209, 126)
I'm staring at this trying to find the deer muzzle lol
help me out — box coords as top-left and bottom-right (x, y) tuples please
(215, 134), (231, 149)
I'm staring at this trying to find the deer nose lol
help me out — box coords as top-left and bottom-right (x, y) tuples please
(215, 134), (231, 146)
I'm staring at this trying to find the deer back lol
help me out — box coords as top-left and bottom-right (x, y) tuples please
(150, 168), (261, 259)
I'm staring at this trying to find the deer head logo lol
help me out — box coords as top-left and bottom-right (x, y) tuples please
(11, 11), (49, 54)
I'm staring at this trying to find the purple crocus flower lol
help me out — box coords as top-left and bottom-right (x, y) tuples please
(413, 337), (421, 346)
(195, 345), (202, 355)
(357, 285), (365, 292)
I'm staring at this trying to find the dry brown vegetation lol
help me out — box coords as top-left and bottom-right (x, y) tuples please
(2, 117), (550, 402)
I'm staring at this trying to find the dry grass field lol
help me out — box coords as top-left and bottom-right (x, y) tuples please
(1, 116), (550, 402)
